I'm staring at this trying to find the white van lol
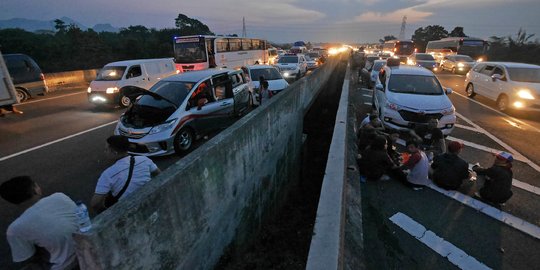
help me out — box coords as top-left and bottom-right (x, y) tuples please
(87, 58), (177, 107)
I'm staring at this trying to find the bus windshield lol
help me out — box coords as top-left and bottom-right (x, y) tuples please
(174, 40), (207, 64)
(457, 40), (486, 59)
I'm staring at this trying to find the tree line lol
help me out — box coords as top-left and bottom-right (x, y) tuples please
(380, 26), (540, 65)
(0, 14), (216, 72)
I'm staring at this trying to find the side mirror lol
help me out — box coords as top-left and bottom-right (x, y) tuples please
(492, 74), (502, 81)
(445, 87), (453, 95)
(375, 84), (384, 92)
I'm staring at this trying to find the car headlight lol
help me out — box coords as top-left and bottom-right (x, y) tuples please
(149, 118), (177, 135)
(283, 72), (290, 77)
(87, 87), (92, 93)
(457, 63), (465, 68)
(442, 106), (456, 115)
(106, 87), (119, 94)
(517, 89), (535, 100)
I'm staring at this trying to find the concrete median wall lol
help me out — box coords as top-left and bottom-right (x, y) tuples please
(45, 69), (98, 91)
(73, 57), (340, 270)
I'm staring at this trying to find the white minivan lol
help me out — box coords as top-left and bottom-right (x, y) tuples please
(373, 63), (456, 135)
(88, 58), (177, 107)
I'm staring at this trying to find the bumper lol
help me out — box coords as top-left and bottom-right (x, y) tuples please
(115, 127), (176, 156)
(380, 109), (456, 136)
(88, 92), (120, 105)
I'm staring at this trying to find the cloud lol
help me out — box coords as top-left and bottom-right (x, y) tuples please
(355, 7), (433, 23)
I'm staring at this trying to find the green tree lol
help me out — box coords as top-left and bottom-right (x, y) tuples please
(449, 27), (467, 37)
(379, 35), (397, 44)
(412, 25), (448, 52)
(54, 19), (67, 32)
(174, 14), (214, 35)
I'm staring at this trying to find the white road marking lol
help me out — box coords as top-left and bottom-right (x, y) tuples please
(446, 136), (527, 163)
(362, 94), (372, 98)
(428, 184), (540, 240)
(453, 91), (540, 134)
(14, 91), (86, 106)
(454, 124), (478, 132)
(390, 212), (492, 270)
(397, 138), (539, 195)
(361, 88), (372, 92)
(364, 102), (372, 105)
(0, 121), (118, 162)
(455, 112), (540, 173)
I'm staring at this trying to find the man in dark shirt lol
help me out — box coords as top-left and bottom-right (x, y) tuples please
(431, 141), (470, 190)
(473, 152), (514, 205)
(410, 118), (445, 156)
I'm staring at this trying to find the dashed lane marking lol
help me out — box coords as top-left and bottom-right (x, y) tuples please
(0, 121), (118, 162)
(456, 112), (540, 173)
(14, 91), (86, 106)
(428, 183), (540, 240)
(454, 124), (478, 132)
(390, 212), (492, 270)
(364, 102), (372, 105)
(362, 94), (372, 98)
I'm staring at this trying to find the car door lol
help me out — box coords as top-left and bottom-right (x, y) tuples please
(124, 65), (145, 88)
(186, 78), (222, 135)
(485, 65), (507, 101)
(475, 64), (495, 97)
(212, 73), (236, 127)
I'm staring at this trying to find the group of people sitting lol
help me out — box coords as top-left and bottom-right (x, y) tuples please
(356, 112), (514, 205)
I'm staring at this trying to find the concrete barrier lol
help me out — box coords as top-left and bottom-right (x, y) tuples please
(45, 69), (98, 91)
(73, 57), (341, 269)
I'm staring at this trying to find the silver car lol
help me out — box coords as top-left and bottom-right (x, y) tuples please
(115, 69), (251, 156)
(440, 55), (476, 74)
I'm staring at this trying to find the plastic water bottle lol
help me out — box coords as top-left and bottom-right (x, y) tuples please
(75, 201), (92, 233)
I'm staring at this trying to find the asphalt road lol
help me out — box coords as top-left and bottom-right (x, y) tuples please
(355, 69), (540, 269)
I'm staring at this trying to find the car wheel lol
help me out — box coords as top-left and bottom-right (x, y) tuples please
(119, 94), (131, 107)
(466, 84), (476, 98)
(16, 88), (28, 102)
(173, 128), (194, 154)
(496, 95), (509, 111)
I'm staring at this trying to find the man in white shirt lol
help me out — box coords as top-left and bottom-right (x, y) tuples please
(91, 135), (161, 214)
(0, 176), (79, 270)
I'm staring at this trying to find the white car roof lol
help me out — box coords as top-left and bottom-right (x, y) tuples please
(386, 65), (434, 76)
(246, 65), (278, 70)
(104, 58), (174, 66)
(480, 62), (540, 69)
(163, 68), (234, 82)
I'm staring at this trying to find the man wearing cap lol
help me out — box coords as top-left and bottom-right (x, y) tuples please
(431, 141), (470, 190)
(472, 151), (514, 205)
(91, 135), (161, 214)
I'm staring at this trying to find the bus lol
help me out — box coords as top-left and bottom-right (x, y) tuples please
(382, 40), (416, 62)
(173, 35), (268, 72)
(426, 37), (488, 62)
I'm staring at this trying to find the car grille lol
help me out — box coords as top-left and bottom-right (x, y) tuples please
(118, 128), (147, 139)
(398, 110), (443, 123)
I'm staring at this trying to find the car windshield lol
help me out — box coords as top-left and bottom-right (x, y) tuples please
(251, 68), (283, 80)
(454, 55), (474, 62)
(506, 67), (540, 83)
(415, 54), (435, 60)
(372, 62), (386, 71)
(278, 56), (298, 64)
(388, 75), (444, 95)
(96, 66), (126, 81)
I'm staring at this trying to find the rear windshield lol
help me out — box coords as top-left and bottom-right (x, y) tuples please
(507, 68), (540, 83)
(388, 75), (443, 95)
(250, 68), (282, 81)
(415, 54), (435, 60)
(278, 56), (298, 64)
(96, 66), (126, 81)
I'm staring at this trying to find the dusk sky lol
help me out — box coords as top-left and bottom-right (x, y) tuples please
(2, 0), (540, 44)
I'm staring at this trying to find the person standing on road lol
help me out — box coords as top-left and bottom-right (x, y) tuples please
(91, 135), (160, 214)
(0, 176), (79, 270)
(398, 140), (430, 190)
(472, 152), (514, 205)
(431, 141), (470, 190)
